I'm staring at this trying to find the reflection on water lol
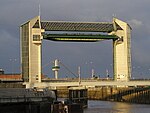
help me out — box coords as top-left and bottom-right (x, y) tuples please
(84, 100), (150, 113)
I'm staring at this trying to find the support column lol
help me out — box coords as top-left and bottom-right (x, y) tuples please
(112, 18), (131, 81)
(21, 16), (43, 83)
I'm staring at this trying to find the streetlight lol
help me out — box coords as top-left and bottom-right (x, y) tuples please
(85, 61), (94, 78)
(106, 69), (109, 79)
(78, 66), (81, 85)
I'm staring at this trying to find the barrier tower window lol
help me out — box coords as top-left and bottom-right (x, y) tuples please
(33, 35), (40, 41)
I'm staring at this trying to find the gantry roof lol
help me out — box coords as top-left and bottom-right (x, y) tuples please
(40, 21), (122, 33)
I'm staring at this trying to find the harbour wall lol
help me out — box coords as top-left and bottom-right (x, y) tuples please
(0, 83), (150, 104)
(56, 86), (150, 104)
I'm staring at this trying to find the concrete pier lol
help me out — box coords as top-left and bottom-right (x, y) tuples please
(87, 87), (150, 104)
(54, 86), (150, 104)
(0, 82), (150, 104)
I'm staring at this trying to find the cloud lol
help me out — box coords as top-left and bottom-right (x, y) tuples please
(128, 19), (143, 29)
(1, 0), (150, 78)
(0, 30), (20, 73)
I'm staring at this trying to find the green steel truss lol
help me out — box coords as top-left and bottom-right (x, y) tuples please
(43, 33), (118, 42)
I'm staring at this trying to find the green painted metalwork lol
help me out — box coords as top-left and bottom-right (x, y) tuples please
(43, 34), (118, 42)
(52, 66), (60, 69)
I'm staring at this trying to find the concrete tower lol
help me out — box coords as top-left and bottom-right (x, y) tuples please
(20, 16), (44, 83)
(111, 18), (131, 81)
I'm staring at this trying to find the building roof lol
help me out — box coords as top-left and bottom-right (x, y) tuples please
(0, 74), (22, 80)
(0, 74), (46, 81)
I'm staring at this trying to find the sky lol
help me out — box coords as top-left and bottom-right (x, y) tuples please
(0, 0), (150, 79)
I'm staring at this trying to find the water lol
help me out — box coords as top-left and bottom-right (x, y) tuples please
(84, 100), (150, 113)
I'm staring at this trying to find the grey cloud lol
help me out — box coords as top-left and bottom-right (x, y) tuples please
(0, 0), (150, 78)
(128, 19), (143, 29)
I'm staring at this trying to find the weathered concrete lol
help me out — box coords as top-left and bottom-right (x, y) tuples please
(25, 80), (150, 88)
(0, 83), (25, 88)
(55, 86), (150, 104)
(88, 87), (150, 104)
(1, 82), (150, 104)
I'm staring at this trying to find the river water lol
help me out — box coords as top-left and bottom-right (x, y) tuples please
(84, 100), (150, 113)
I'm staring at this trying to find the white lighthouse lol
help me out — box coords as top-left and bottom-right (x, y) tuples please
(52, 59), (60, 79)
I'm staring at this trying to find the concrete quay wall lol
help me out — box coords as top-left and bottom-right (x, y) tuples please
(56, 86), (150, 104)
(0, 82), (150, 104)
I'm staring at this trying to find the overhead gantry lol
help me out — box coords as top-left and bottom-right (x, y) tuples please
(20, 16), (131, 83)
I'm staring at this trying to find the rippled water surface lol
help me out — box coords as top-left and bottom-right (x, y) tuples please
(84, 100), (150, 113)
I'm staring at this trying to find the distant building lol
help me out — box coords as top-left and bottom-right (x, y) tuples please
(0, 69), (22, 81)
(0, 69), (47, 82)
(0, 74), (22, 82)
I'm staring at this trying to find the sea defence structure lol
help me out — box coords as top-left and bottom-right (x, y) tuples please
(20, 16), (131, 85)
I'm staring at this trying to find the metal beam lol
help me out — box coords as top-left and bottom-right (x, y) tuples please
(43, 34), (118, 42)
